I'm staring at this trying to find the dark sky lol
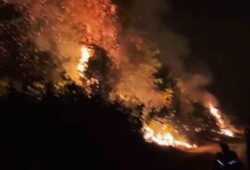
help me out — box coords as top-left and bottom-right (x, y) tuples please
(166, 0), (250, 123)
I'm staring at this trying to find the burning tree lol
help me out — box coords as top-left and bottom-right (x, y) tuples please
(0, 0), (242, 150)
(78, 45), (119, 99)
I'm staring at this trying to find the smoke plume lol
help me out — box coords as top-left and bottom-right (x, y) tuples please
(2, 0), (241, 147)
(6, 0), (213, 108)
(130, 0), (214, 103)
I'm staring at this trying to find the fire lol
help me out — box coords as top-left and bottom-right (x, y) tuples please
(77, 46), (92, 79)
(77, 46), (99, 95)
(222, 129), (234, 137)
(4, 0), (242, 151)
(208, 103), (234, 137)
(209, 103), (224, 125)
(143, 121), (196, 149)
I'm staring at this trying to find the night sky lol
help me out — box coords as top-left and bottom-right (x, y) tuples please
(167, 0), (250, 122)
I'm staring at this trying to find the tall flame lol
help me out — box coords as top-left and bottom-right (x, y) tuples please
(209, 103), (224, 126)
(208, 103), (234, 137)
(77, 46), (92, 79)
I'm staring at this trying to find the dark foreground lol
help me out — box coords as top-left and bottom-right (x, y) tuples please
(0, 89), (216, 170)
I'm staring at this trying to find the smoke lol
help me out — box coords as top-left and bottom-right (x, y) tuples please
(122, 0), (243, 145)
(8, 0), (120, 84)
(130, 0), (214, 104)
(6, 0), (213, 108)
(131, 0), (187, 76)
(5, 0), (164, 111)
(3, 0), (241, 147)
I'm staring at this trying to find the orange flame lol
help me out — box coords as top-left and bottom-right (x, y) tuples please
(77, 46), (92, 78)
(208, 103), (234, 137)
(143, 121), (196, 149)
(209, 103), (224, 126)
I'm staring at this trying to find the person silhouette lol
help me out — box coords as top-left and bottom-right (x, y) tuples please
(213, 143), (242, 170)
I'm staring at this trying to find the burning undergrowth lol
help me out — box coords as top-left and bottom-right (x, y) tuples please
(0, 0), (243, 149)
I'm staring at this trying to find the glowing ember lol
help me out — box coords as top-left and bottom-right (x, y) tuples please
(221, 129), (234, 137)
(77, 46), (92, 78)
(143, 122), (196, 149)
(208, 103), (234, 137)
